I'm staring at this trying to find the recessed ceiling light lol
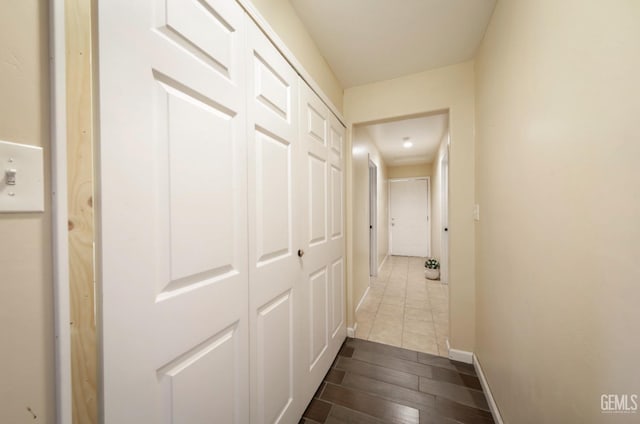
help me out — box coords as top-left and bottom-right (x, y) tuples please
(403, 140), (413, 148)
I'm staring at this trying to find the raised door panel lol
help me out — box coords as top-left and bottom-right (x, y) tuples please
(256, 292), (293, 424)
(330, 165), (343, 240)
(331, 258), (344, 337)
(164, 0), (235, 78)
(159, 80), (238, 292)
(247, 21), (302, 424)
(330, 123), (343, 160)
(99, 0), (248, 422)
(158, 325), (239, 424)
(309, 267), (329, 367)
(308, 154), (328, 246)
(254, 130), (291, 265)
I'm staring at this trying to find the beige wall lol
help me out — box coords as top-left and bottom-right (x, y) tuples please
(0, 1), (55, 423)
(248, 0), (343, 112)
(351, 127), (389, 317)
(430, 136), (448, 264)
(344, 62), (476, 351)
(475, 1), (640, 422)
(376, 163), (389, 273)
(387, 163), (432, 179)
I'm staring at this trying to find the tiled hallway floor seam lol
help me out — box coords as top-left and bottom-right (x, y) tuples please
(355, 255), (450, 357)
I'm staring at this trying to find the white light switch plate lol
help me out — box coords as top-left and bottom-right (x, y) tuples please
(474, 204), (480, 221)
(0, 140), (44, 212)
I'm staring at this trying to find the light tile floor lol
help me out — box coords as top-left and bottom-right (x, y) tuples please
(355, 255), (450, 357)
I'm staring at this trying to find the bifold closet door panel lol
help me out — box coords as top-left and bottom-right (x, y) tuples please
(298, 82), (347, 402)
(246, 19), (305, 424)
(97, 0), (250, 422)
(327, 113), (347, 348)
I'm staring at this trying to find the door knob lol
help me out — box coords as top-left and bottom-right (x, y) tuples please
(298, 249), (305, 257)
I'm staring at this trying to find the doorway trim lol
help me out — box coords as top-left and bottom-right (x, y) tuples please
(439, 142), (450, 284)
(368, 158), (377, 277)
(388, 177), (431, 258)
(50, 0), (72, 422)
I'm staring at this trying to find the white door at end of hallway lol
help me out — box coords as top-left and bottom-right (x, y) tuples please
(390, 178), (429, 257)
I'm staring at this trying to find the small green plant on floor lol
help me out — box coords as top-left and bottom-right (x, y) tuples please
(425, 258), (440, 270)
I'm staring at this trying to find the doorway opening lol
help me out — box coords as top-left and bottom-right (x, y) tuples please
(352, 111), (451, 357)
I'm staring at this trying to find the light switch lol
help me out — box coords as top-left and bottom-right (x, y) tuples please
(0, 140), (44, 212)
(473, 204), (480, 222)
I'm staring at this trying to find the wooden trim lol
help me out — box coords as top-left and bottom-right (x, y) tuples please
(50, 0), (73, 422)
(66, 0), (97, 422)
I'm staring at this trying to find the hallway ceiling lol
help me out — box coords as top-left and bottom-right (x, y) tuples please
(361, 112), (449, 166)
(290, 0), (496, 88)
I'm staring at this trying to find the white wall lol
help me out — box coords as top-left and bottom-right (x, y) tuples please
(475, 0), (640, 422)
(0, 1), (55, 422)
(344, 62), (476, 351)
(430, 135), (448, 263)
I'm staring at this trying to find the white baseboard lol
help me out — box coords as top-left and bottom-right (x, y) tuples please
(355, 286), (370, 314)
(448, 348), (473, 364)
(347, 322), (358, 338)
(351, 281), (371, 339)
(473, 354), (504, 424)
(377, 254), (388, 274)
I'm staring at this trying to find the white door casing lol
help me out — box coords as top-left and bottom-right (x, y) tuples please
(299, 82), (346, 401)
(390, 178), (430, 257)
(98, 0), (249, 422)
(246, 20), (303, 424)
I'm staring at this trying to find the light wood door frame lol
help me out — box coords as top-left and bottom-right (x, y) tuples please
(65, 0), (97, 422)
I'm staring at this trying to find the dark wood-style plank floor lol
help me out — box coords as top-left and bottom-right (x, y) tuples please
(301, 338), (494, 424)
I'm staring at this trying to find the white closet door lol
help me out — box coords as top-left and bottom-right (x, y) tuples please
(298, 82), (347, 401)
(327, 113), (347, 348)
(98, 1), (249, 422)
(246, 21), (305, 424)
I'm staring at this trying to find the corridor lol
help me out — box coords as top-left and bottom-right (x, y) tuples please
(355, 256), (450, 356)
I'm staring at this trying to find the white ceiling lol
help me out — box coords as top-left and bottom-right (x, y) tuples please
(360, 112), (449, 166)
(290, 0), (496, 88)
